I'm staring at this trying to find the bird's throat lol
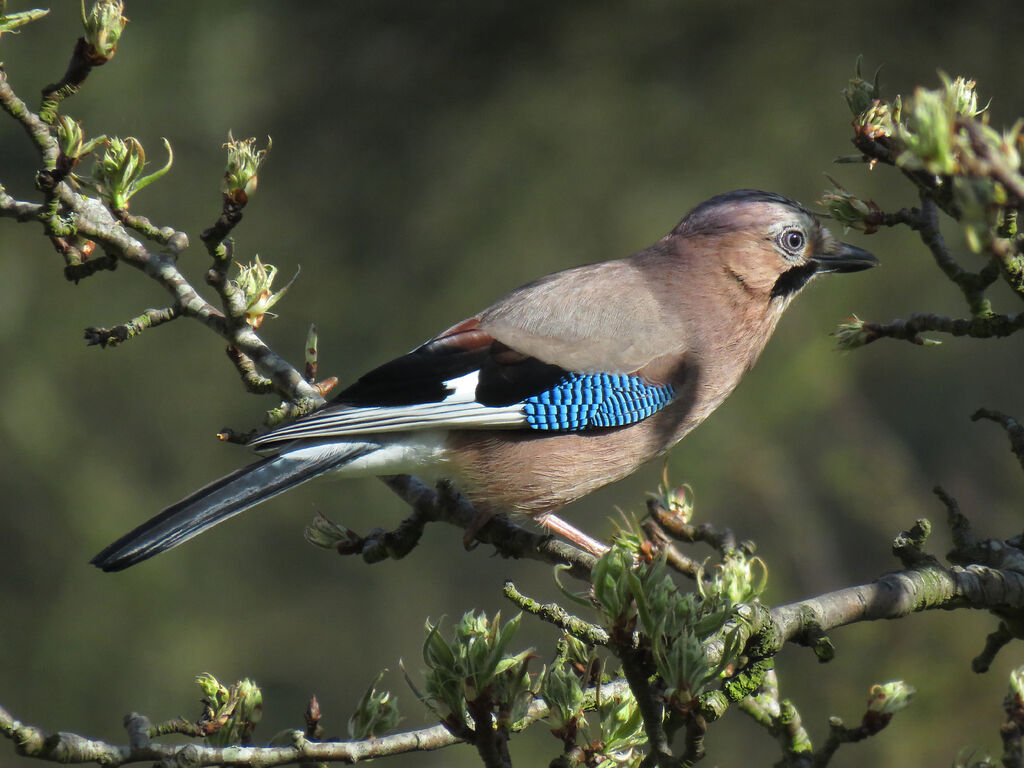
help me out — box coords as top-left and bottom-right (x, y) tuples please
(770, 262), (818, 299)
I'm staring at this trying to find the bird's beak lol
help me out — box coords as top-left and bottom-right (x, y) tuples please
(813, 242), (878, 273)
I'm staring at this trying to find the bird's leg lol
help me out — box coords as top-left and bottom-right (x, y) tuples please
(537, 513), (609, 556)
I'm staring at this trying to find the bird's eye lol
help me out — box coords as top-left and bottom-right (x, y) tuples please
(778, 228), (806, 255)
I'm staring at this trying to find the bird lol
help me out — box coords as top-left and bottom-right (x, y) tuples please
(91, 189), (877, 572)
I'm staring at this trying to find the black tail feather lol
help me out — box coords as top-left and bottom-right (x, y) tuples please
(91, 443), (375, 572)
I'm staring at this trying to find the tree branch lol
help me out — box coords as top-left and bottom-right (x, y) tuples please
(859, 311), (1024, 346)
(0, 682), (632, 767)
(768, 561), (1024, 651)
(972, 408), (1024, 473)
(378, 475), (598, 580)
(0, 188), (43, 222)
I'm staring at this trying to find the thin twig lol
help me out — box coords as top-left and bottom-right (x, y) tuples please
(503, 581), (610, 645)
(859, 311), (1024, 346)
(84, 306), (181, 347)
(973, 408), (1024, 473)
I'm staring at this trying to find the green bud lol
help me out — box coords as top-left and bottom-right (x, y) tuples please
(222, 133), (271, 205)
(842, 57), (882, 117)
(656, 627), (726, 702)
(649, 465), (694, 524)
(421, 616), (466, 724)
(709, 552), (767, 605)
(940, 72), (986, 119)
(819, 180), (881, 234)
(230, 255), (298, 327)
(665, 483), (694, 522)
(889, 74), (988, 178)
(1009, 665), (1024, 702)
(421, 611), (535, 731)
(854, 97), (899, 141)
(866, 680), (915, 714)
(498, 650), (539, 729)
(92, 136), (173, 209)
(422, 618), (457, 672)
(897, 87), (957, 175)
(303, 511), (357, 549)
(540, 662), (586, 732)
(591, 543), (636, 622)
(348, 671), (401, 739)
(55, 115), (85, 160)
(593, 690), (645, 763)
(195, 674), (263, 747)
(833, 315), (870, 350)
(559, 634), (596, 673)
(624, 551), (741, 702)
(81, 0), (128, 64)
(234, 679), (264, 728)
(195, 672), (228, 706)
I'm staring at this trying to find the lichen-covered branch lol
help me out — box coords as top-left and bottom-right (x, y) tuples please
(84, 306), (180, 347)
(766, 562), (1024, 653)
(502, 580), (611, 645)
(0, 675), (634, 767)
(0, 186), (42, 221)
(858, 311), (1024, 346)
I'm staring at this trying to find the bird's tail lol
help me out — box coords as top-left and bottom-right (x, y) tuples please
(90, 442), (376, 572)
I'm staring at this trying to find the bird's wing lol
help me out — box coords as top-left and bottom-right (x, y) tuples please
(475, 251), (693, 374)
(249, 316), (677, 449)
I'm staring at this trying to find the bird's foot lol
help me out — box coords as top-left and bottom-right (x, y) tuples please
(536, 513), (609, 557)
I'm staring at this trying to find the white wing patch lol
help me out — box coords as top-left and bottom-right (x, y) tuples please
(250, 370), (526, 449)
(445, 370), (480, 399)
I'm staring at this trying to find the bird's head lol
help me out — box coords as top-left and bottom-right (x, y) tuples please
(673, 190), (877, 307)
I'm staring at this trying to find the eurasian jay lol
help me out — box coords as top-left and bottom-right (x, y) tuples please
(91, 190), (877, 571)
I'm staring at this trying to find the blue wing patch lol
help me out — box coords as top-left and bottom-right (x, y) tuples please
(522, 373), (674, 431)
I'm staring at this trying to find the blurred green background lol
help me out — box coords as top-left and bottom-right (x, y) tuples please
(2, 2), (1024, 766)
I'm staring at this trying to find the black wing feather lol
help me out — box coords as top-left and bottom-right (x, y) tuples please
(334, 323), (568, 408)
